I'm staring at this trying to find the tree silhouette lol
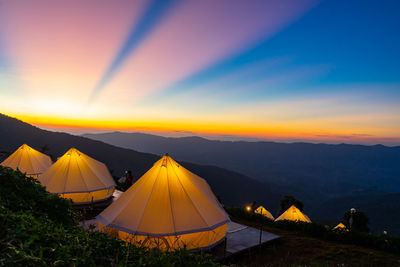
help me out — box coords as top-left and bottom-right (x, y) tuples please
(40, 144), (50, 153)
(344, 210), (369, 233)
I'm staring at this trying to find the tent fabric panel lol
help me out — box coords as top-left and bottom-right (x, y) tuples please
(26, 147), (52, 175)
(255, 206), (275, 220)
(135, 165), (176, 234)
(275, 205), (311, 223)
(63, 153), (91, 192)
(38, 148), (116, 204)
(1, 144), (52, 176)
(101, 160), (163, 229)
(166, 160), (214, 232)
(79, 153), (116, 188)
(40, 152), (72, 193)
(99, 222), (227, 251)
(169, 157), (228, 218)
(101, 219), (229, 237)
(60, 187), (115, 203)
(98, 154), (229, 249)
(169, 159), (228, 229)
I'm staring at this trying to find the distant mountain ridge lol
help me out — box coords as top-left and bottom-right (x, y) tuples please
(1, 114), (399, 235)
(83, 131), (400, 235)
(82, 131), (400, 194)
(0, 113), (287, 212)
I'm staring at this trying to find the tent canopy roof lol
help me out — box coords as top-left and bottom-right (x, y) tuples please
(275, 205), (311, 223)
(0, 144), (52, 175)
(38, 148), (115, 194)
(254, 205), (275, 220)
(98, 155), (230, 236)
(333, 223), (347, 229)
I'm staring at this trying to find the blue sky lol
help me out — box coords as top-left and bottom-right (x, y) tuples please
(0, 0), (399, 145)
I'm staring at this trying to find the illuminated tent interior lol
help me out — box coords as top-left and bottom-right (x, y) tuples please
(254, 206), (275, 220)
(275, 205), (311, 223)
(38, 148), (115, 204)
(97, 154), (230, 251)
(333, 223), (347, 230)
(0, 144), (52, 178)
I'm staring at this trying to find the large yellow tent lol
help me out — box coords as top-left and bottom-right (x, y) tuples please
(275, 205), (311, 223)
(38, 148), (115, 204)
(0, 144), (52, 178)
(254, 206), (275, 220)
(97, 154), (230, 251)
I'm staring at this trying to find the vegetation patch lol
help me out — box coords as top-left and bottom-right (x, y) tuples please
(0, 166), (218, 266)
(226, 207), (400, 254)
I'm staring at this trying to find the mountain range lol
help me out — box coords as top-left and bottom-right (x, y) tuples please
(82, 131), (400, 235)
(0, 114), (287, 213)
(1, 113), (399, 235)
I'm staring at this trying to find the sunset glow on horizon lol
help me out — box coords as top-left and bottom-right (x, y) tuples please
(1, 0), (399, 145)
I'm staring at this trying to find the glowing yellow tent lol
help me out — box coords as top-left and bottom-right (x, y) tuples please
(333, 223), (347, 230)
(38, 148), (115, 204)
(275, 205), (311, 223)
(254, 206), (275, 220)
(98, 154), (230, 251)
(0, 144), (52, 178)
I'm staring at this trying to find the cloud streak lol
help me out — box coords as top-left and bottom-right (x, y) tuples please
(89, 0), (180, 101)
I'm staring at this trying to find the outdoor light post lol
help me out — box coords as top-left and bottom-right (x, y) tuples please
(245, 204), (263, 246)
(259, 209), (263, 245)
(349, 208), (356, 229)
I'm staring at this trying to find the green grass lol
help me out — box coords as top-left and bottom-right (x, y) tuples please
(0, 166), (218, 266)
(2, 165), (399, 266)
(224, 207), (400, 266)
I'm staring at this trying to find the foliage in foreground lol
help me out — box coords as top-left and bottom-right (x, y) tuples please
(226, 206), (400, 255)
(0, 166), (218, 266)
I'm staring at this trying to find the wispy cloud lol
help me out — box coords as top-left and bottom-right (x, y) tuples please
(89, 0), (180, 101)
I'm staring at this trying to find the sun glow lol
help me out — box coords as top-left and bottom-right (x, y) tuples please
(0, 0), (399, 146)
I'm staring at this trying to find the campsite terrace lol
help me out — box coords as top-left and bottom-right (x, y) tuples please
(2, 145), (280, 258)
(80, 189), (280, 259)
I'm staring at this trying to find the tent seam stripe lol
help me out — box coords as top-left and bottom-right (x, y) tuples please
(169, 158), (210, 229)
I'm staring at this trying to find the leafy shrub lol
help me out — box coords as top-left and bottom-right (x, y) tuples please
(0, 166), (76, 226)
(0, 166), (219, 266)
(226, 207), (400, 254)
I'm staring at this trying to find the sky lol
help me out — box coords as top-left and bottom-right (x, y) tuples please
(0, 0), (399, 145)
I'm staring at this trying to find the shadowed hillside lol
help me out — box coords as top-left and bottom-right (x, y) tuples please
(0, 113), (287, 211)
(83, 131), (400, 235)
(82, 132), (400, 197)
(311, 193), (400, 236)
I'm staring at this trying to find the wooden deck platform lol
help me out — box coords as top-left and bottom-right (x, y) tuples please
(224, 222), (280, 256)
(79, 191), (280, 258)
(80, 219), (279, 259)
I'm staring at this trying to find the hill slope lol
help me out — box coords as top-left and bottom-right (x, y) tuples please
(82, 132), (400, 196)
(82, 131), (400, 235)
(0, 113), (286, 211)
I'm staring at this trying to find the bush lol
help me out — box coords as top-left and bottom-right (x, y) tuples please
(0, 166), (219, 266)
(225, 207), (400, 254)
(0, 166), (76, 226)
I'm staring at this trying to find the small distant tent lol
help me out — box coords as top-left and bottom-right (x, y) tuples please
(275, 205), (311, 223)
(333, 223), (347, 230)
(254, 206), (275, 220)
(38, 148), (115, 204)
(0, 144), (52, 178)
(97, 154), (230, 251)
